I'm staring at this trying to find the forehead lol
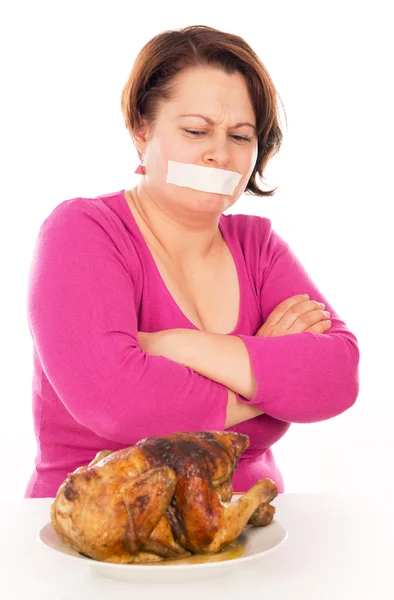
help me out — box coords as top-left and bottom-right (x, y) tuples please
(162, 67), (256, 123)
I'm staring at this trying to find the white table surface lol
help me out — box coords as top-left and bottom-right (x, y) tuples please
(1, 493), (392, 600)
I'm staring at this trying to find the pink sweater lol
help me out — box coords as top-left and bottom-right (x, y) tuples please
(25, 190), (359, 498)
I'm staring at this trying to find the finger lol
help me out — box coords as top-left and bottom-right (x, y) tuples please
(264, 294), (311, 327)
(287, 308), (330, 334)
(304, 319), (332, 334)
(279, 300), (327, 332)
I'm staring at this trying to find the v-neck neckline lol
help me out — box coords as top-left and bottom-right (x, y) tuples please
(119, 190), (245, 335)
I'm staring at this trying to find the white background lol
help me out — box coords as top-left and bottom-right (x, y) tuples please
(1, 0), (393, 500)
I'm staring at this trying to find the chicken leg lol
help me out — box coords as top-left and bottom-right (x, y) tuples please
(171, 476), (277, 553)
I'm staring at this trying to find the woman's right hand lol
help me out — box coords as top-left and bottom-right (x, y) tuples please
(256, 294), (332, 337)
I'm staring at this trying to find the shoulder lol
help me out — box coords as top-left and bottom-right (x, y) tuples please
(39, 190), (125, 235)
(220, 212), (289, 256)
(35, 190), (142, 281)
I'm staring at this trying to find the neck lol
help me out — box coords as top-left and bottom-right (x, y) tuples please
(127, 184), (223, 263)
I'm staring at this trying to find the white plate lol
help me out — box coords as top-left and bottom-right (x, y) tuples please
(38, 519), (288, 583)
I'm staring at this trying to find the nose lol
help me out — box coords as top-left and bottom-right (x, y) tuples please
(203, 131), (232, 169)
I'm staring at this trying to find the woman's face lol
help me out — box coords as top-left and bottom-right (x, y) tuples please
(137, 66), (258, 219)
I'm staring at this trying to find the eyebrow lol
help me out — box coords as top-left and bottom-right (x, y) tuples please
(178, 113), (256, 131)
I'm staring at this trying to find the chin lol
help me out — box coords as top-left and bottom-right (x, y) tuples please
(173, 188), (234, 214)
(197, 197), (233, 214)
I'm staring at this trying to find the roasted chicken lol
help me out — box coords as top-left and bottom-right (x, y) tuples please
(51, 431), (278, 563)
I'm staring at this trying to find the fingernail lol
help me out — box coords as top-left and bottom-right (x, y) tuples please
(324, 311), (330, 316)
(319, 302), (325, 308)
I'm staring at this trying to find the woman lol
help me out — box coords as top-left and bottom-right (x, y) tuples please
(25, 25), (359, 498)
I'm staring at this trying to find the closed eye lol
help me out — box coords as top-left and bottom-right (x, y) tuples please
(185, 130), (251, 142)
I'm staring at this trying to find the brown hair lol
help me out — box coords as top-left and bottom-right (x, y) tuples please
(121, 25), (286, 197)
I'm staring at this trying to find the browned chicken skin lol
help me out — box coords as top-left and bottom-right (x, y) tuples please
(51, 431), (278, 563)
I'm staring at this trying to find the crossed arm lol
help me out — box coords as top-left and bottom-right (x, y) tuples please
(137, 294), (333, 397)
(138, 328), (261, 429)
(138, 328), (258, 400)
(137, 295), (337, 428)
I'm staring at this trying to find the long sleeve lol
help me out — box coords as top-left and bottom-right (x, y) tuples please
(235, 219), (360, 423)
(27, 200), (228, 444)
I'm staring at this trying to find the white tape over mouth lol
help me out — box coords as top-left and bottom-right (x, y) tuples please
(166, 160), (243, 195)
